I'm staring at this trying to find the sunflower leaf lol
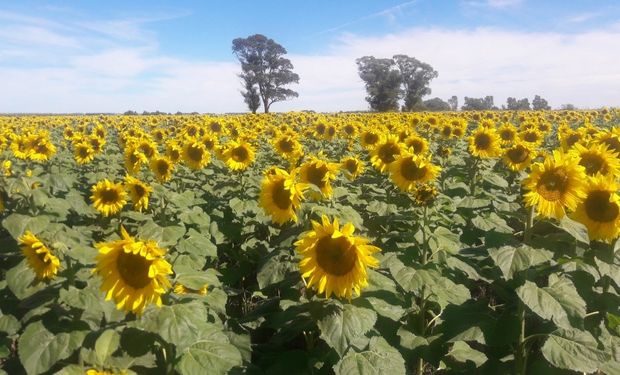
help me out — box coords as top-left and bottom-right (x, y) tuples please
(541, 328), (610, 373)
(333, 337), (405, 375)
(317, 302), (377, 356)
(488, 245), (553, 280)
(177, 339), (243, 375)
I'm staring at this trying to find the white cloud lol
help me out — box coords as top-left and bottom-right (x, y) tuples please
(0, 9), (619, 113)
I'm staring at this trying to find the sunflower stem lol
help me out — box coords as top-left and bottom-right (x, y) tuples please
(416, 205), (430, 375)
(515, 301), (527, 375)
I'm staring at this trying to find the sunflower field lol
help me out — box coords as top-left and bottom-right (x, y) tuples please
(0, 110), (619, 375)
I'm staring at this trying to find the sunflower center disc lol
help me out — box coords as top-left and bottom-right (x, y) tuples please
(307, 165), (327, 188)
(500, 130), (514, 141)
(507, 146), (529, 164)
(537, 169), (568, 201)
(378, 143), (400, 164)
(585, 190), (619, 223)
(101, 188), (120, 204)
(117, 251), (153, 289)
(345, 160), (358, 174)
(157, 160), (169, 175)
(523, 132), (539, 142)
(232, 146), (249, 162)
(315, 236), (357, 276)
(272, 180), (292, 210)
(364, 133), (378, 145)
(579, 153), (607, 175)
(279, 140), (293, 152)
(401, 158), (426, 181)
(187, 145), (203, 162)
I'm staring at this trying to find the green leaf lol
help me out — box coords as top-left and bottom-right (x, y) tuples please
(138, 301), (210, 351)
(0, 313), (20, 336)
(176, 229), (217, 258)
(317, 302), (377, 356)
(471, 212), (512, 233)
(392, 264), (470, 308)
(488, 245), (553, 280)
(559, 216), (589, 244)
(541, 328), (610, 373)
(177, 340), (243, 375)
(446, 341), (488, 367)
(428, 227), (461, 254)
(2, 213), (50, 239)
(18, 321), (87, 375)
(137, 221), (185, 247)
(333, 337), (405, 375)
(94, 329), (120, 366)
(256, 252), (296, 289)
(175, 268), (221, 289)
(6, 260), (46, 300)
(516, 277), (586, 329)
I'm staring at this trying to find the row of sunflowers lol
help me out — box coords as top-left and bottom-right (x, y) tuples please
(0, 109), (619, 374)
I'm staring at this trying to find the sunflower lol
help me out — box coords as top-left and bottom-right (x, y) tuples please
(295, 216), (380, 300)
(18, 231), (60, 281)
(11, 135), (30, 159)
(413, 183), (439, 206)
(370, 135), (404, 173)
(222, 140), (255, 171)
(91, 179), (128, 217)
(360, 129), (381, 149)
(503, 142), (535, 172)
(569, 143), (620, 178)
(468, 127), (502, 158)
(273, 134), (303, 161)
(341, 156), (365, 181)
(498, 123), (518, 145)
(519, 129), (544, 148)
(571, 176), (620, 243)
(94, 226), (172, 315)
(74, 142), (96, 165)
(389, 153), (441, 192)
(523, 150), (587, 219)
(124, 147), (147, 175)
(150, 156), (175, 182)
(182, 141), (210, 170)
(259, 167), (307, 224)
(173, 283), (208, 296)
(28, 136), (56, 162)
(165, 141), (182, 163)
(299, 157), (339, 199)
(124, 176), (152, 212)
(3, 160), (12, 176)
(404, 134), (429, 155)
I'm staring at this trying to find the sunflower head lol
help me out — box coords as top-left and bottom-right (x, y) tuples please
(124, 147), (147, 175)
(295, 216), (380, 300)
(469, 127), (501, 158)
(571, 176), (620, 243)
(341, 156), (365, 181)
(94, 226), (173, 315)
(523, 150), (587, 219)
(91, 179), (128, 217)
(259, 167), (307, 224)
(222, 141), (255, 171)
(389, 153), (441, 192)
(413, 183), (439, 206)
(182, 141), (210, 170)
(75, 142), (96, 165)
(19, 231), (60, 281)
(299, 157), (339, 199)
(150, 156), (175, 182)
(124, 176), (152, 212)
(498, 123), (517, 145)
(570, 143), (620, 178)
(370, 136), (404, 173)
(503, 142), (534, 172)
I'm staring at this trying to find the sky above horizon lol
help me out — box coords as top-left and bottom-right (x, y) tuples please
(1, 0), (619, 113)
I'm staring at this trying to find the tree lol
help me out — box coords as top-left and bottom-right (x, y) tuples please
(392, 55), (438, 111)
(532, 95), (551, 110)
(462, 96), (495, 111)
(561, 103), (577, 110)
(240, 72), (261, 113)
(232, 34), (299, 113)
(422, 97), (451, 111)
(356, 56), (402, 112)
(506, 97), (531, 110)
(448, 95), (458, 111)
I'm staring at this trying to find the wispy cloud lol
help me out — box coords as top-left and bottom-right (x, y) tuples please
(464, 0), (523, 10)
(313, 0), (420, 36)
(565, 12), (603, 23)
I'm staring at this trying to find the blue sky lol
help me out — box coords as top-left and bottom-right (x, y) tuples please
(1, 0), (619, 112)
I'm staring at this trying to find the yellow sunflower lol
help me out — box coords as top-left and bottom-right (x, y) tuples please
(124, 176), (152, 212)
(571, 176), (620, 243)
(299, 157), (340, 199)
(11, 135), (30, 159)
(341, 156), (365, 181)
(222, 140), (255, 171)
(569, 143), (620, 178)
(503, 142), (535, 172)
(413, 183), (439, 206)
(124, 147), (147, 175)
(497, 123), (518, 145)
(74, 142), (96, 165)
(370, 135), (404, 173)
(523, 150), (587, 219)
(150, 156), (175, 183)
(91, 179), (128, 217)
(182, 141), (210, 170)
(519, 129), (544, 148)
(18, 231), (60, 281)
(404, 134), (429, 155)
(389, 153), (441, 192)
(468, 127), (502, 158)
(94, 226), (172, 315)
(360, 129), (381, 150)
(173, 283), (208, 296)
(273, 134), (303, 161)
(259, 167), (307, 224)
(296, 216), (380, 300)
(165, 141), (182, 163)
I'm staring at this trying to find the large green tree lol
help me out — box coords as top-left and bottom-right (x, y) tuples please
(356, 56), (402, 112)
(393, 55), (438, 111)
(232, 34), (299, 113)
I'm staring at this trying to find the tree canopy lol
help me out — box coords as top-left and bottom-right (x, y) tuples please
(232, 34), (299, 113)
(356, 55), (437, 112)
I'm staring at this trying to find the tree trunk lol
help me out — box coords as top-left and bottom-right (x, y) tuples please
(262, 96), (269, 113)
